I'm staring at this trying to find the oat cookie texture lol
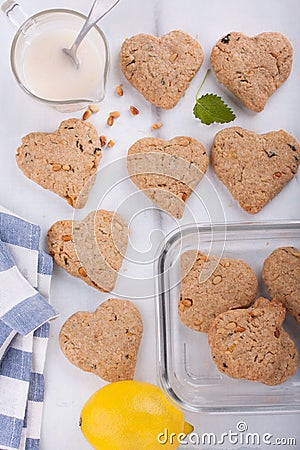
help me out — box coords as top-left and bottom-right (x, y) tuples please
(121, 30), (204, 109)
(179, 250), (258, 332)
(208, 298), (299, 385)
(263, 246), (300, 325)
(127, 137), (208, 218)
(47, 210), (128, 292)
(211, 127), (300, 214)
(59, 299), (143, 382)
(210, 32), (293, 112)
(16, 118), (102, 208)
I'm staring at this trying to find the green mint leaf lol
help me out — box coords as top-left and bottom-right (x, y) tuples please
(193, 93), (236, 125)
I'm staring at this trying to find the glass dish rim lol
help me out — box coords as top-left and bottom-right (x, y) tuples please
(155, 220), (300, 414)
(10, 8), (110, 106)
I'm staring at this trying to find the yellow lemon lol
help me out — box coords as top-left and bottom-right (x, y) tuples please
(80, 380), (193, 450)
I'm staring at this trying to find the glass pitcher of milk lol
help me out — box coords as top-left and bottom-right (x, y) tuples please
(2, 1), (110, 112)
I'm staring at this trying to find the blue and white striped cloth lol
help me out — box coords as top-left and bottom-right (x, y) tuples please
(0, 206), (57, 450)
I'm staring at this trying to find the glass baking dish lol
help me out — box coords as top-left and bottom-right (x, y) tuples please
(156, 221), (300, 413)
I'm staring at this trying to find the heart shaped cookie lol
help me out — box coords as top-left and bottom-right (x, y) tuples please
(210, 32), (293, 112)
(47, 210), (128, 292)
(263, 247), (300, 325)
(120, 30), (204, 109)
(179, 250), (258, 332)
(208, 298), (299, 385)
(212, 127), (300, 214)
(59, 299), (143, 382)
(127, 137), (208, 218)
(16, 119), (102, 208)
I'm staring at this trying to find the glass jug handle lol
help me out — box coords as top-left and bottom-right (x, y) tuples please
(1, 0), (28, 28)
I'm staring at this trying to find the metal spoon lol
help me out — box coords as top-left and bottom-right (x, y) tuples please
(63, 0), (120, 68)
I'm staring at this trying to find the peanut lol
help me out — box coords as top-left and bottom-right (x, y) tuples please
(129, 105), (139, 116)
(116, 84), (123, 96)
(182, 299), (193, 307)
(88, 103), (99, 113)
(110, 111), (120, 118)
(169, 53), (178, 62)
(78, 267), (87, 277)
(152, 122), (162, 130)
(82, 109), (92, 120)
(107, 115), (114, 126)
(107, 140), (115, 148)
(62, 235), (71, 242)
(99, 135), (107, 147)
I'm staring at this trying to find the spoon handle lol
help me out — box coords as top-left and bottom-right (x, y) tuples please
(71, 0), (120, 52)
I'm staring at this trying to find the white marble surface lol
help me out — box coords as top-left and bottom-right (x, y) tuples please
(0, 0), (300, 448)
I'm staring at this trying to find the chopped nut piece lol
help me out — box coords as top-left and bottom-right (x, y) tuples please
(62, 164), (71, 171)
(82, 109), (92, 120)
(65, 196), (74, 207)
(129, 105), (139, 116)
(228, 321), (236, 329)
(178, 303), (185, 312)
(151, 122), (162, 130)
(88, 103), (99, 113)
(274, 172), (282, 178)
(228, 344), (236, 353)
(107, 115), (114, 127)
(194, 320), (202, 326)
(52, 164), (62, 171)
(212, 275), (222, 285)
(62, 235), (72, 242)
(181, 192), (187, 202)
(224, 261), (230, 267)
(99, 135), (107, 147)
(182, 299), (193, 307)
(199, 253), (208, 262)
(107, 139), (115, 148)
(169, 52), (178, 62)
(235, 326), (246, 333)
(274, 327), (280, 338)
(115, 222), (123, 231)
(110, 111), (120, 118)
(78, 267), (87, 277)
(291, 249), (300, 257)
(116, 84), (123, 96)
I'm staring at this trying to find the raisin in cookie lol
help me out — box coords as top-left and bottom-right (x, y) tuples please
(211, 127), (300, 214)
(263, 247), (300, 325)
(59, 299), (143, 382)
(47, 210), (128, 292)
(179, 250), (257, 332)
(127, 137), (208, 218)
(16, 119), (102, 208)
(208, 298), (298, 385)
(121, 30), (203, 109)
(210, 32), (293, 112)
